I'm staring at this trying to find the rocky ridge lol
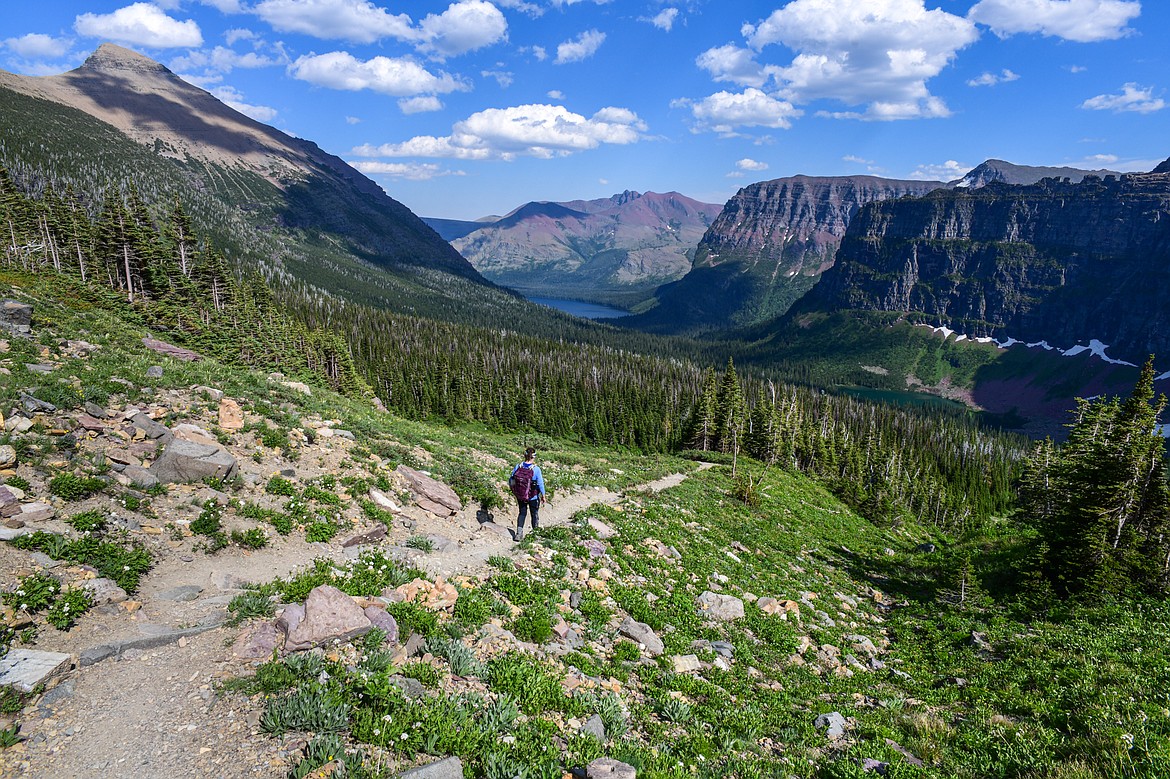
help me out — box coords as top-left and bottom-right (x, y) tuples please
(795, 166), (1170, 363)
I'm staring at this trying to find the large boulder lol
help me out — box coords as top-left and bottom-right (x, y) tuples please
(618, 616), (664, 656)
(280, 585), (372, 652)
(696, 591), (744, 621)
(587, 757), (637, 779)
(0, 300), (32, 335)
(149, 439), (238, 484)
(396, 465), (462, 515)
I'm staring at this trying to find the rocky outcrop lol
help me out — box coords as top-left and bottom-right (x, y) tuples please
(797, 169), (1170, 363)
(149, 439), (238, 484)
(396, 465), (462, 516)
(623, 176), (945, 334)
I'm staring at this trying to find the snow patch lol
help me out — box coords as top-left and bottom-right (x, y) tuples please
(1060, 339), (1136, 367)
(1157, 371), (1170, 382)
(915, 324), (1146, 368)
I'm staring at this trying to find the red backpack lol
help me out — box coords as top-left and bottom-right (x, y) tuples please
(510, 463), (536, 501)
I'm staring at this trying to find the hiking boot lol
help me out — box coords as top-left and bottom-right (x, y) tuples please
(514, 527), (524, 542)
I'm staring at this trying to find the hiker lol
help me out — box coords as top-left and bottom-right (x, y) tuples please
(509, 447), (546, 541)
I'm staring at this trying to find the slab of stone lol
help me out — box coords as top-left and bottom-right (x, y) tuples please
(0, 526), (32, 541)
(399, 756), (464, 779)
(478, 522), (513, 538)
(581, 713), (606, 741)
(618, 617), (664, 656)
(145, 366), (164, 379)
(396, 465), (462, 515)
(142, 337), (201, 362)
(149, 438), (238, 484)
(587, 517), (618, 539)
(696, 591), (745, 621)
(193, 385), (224, 401)
(0, 445), (16, 469)
(79, 616), (226, 667)
(20, 391), (56, 413)
(671, 654), (702, 673)
(368, 488), (401, 513)
(157, 585), (203, 602)
(342, 525), (387, 548)
(282, 585), (372, 652)
(5, 415), (33, 433)
(16, 502), (54, 523)
(0, 649), (72, 693)
(363, 606), (399, 645)
(128, 411), (173, 442)
(120, 464), (159, 489)
(586, 757), (637, 779)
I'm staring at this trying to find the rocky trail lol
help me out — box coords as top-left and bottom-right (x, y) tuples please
(1, 431), (709, 779)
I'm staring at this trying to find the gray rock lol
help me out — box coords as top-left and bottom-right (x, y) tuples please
(0, 649), (72, 693)
(847, 634), (879, 657)
(0, 445), (16, 469)
(581, 713), (606, 741)
(128, 411), (173, 442)
(24, 363), (53, 374)
(156, 584), (203, 602)
(16, 502), (54, 523)
(4, 415), (33, 433)
(569, 591), (582, 609)
(149, 438), (238, 484)
(282, 585), (372, 652)
(84, 402), (109, 419)
(0, 526), (32, 541)
(363, 606), (399, 645)
(861, 758), (889, 775)
(276, 603), (304, 635)
(342, 525), (387, 548)
(0, 299), (33, 335)
(398, 756), (464, 779)
(20, 391), (56, 413)
(587, 517), (618, 539)
(81, 578), (128, 605)
(618, 617), (664, 656)
(37, 679), (76, 709)
(815, 711), (848, 739)
(145, 366), (164, 379)
(970, 631), (993, 655)
(193, 386), (224, 401)
(79, 646), (116, 667)
(396, 465), (462, 515)
(586, 757), (637, 779)
(671, 654), (702, 673)
(696, 591), (745, 621)
(389, 674), (428, 698)
(402, 631), (427, 657)
(120, 465), (159, 489)
(423, 534), (459, 554)
(367, 488), (401, 513)
(142, 337), (201, 362)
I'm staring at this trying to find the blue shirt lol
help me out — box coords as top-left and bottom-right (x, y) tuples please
(511, 462), (545, 499)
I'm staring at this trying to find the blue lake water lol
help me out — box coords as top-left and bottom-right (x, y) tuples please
(528, 296), (629, 320)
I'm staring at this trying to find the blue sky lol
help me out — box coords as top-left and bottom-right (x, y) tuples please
(2, 0), (1167, 220)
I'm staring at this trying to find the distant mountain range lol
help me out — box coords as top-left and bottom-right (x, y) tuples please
(426, 191), (721, 305)
(0, 43), (489, 313)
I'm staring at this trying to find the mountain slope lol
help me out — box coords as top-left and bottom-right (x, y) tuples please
(0, 44), (489, 310)
(448, 190), (721, 306)
(952, 158), (1121, 188)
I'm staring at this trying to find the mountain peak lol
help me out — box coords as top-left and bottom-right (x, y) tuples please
(1152, 157), (1170, 174)
(80, 43), (172, 75)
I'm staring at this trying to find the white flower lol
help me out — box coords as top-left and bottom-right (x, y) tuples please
(399, 733), (408, 741)
(1122, 733), (1135, 749)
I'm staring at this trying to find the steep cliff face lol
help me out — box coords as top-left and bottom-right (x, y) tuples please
(450, 191), (721, 303)
(798, 171), (1170, 362)
(623, 176), (943, 333)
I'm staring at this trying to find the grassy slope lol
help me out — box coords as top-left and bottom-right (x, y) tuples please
(2, 284), (1167, 778)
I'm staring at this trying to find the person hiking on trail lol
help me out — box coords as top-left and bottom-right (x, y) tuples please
(509, 447), (545, 541)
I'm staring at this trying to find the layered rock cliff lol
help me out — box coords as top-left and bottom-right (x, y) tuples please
(622, 176), (943, 333)
(796, 169), (1170, 363)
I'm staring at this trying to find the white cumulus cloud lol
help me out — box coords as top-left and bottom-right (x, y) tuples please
(1081, 83), (1165, 113)
(4, 33), (73, 59)
(695, 44), (779, 88)
(254, 0), (506, 55)
(739, 0), (978, 120)
(736, 158), (769, 171)
(352, 103), (647, 161)
(555, 29), (605, 64)
(254, 0), (413, 44)
(171, 46), (284, 74)
(968, 0), (1140, 43)
(646, 8), (680, 31)
(75, 3), (203, 48)
(210, 85), (277, 122)
(967, 68), (1020, 87)
(680, 88), (802, 134)
(417, 1), (508, 59)
(290, 51), (467, 96)
(350, 161), (464, 180)
(398, 95), (444, 113)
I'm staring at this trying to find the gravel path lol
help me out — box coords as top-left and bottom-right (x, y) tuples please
(0, 466), (710, 779)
